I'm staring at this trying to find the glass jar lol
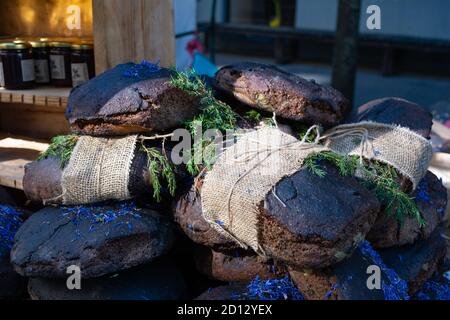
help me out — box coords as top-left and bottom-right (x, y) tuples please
(0, 42), (35, 90)
(70, 43), (95, 87)
(49, 42), (72, 87)
(0, 42), (34, 90)
(30, 40), (50, 84)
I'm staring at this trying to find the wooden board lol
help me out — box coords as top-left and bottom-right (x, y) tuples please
(0, 102), (70, 140)
(92, 0), (175, 74)
(0, 87), (70, 109)
(0, 134), (49, 190)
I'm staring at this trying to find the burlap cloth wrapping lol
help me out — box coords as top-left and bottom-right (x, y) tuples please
(201, 126), (328, 253)
(57, 135), (138, 205)
(201, 122), (432, 253)
(322, 121), (432, 189)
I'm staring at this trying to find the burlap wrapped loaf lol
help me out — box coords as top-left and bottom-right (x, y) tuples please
(47, 135), (138, 205)
(201, 127), (328, 253)
(201, 122), (433, 254)
(323, 121), (433, 189)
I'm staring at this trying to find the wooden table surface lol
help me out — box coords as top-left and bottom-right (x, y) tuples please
(0, 134), (49, 190)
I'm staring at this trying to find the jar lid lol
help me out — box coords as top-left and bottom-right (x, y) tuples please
(30, 40), (49, 48)
(71, 43), (94, 50)
(49, 41), (72, 48)
(0, 42), (32, 50)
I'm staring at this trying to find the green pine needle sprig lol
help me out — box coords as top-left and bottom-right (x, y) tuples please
(140, 143), (176, 202)
(37, 135), (79, 168)
(304, 151), (425, 226)
(170, 70), (238, 176)
(244, 109), (262, 122)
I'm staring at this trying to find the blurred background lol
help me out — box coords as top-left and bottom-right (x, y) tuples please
(189, 0), (450, 114)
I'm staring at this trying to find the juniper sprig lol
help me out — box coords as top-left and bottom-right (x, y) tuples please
(140, 143), (176, 202)
(304, 151), (425, 226)
(244, 109), (262, 122)
(37, 135), (79, 168)
(170, 70), (238, 176)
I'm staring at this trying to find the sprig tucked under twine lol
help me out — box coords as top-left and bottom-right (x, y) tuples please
(137, 134), (176, 202)
(39, 133), (177, 204)
(220, 121), (378, 228)
(202, 118), (431, 250)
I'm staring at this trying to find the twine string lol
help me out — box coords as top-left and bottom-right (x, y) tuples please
(222, 124), (377, 229)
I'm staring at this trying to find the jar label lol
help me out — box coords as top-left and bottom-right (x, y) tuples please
(71, 63), (89, 87)
(21, 59), (35, 82)
(50, 55), (66, 80)
(34, 59), (50, 83)
(0, 62), (4, 87)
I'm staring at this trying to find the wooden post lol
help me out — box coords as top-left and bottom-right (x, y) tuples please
(92, 0), (175, 75)
(331, 0), (361, 108)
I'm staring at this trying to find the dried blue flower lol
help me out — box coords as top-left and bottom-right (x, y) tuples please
(415, 280), (450, 300)
(0, 205), (23, 252)
(358, 240), (410, 300)
(123, 60), (161, 78)
(215, 220), (225, 227)
(232, 275), (304, 300)
(62, 201), (142, 241)
(323, 283), (342, 299)
(415, 178), (431, 203)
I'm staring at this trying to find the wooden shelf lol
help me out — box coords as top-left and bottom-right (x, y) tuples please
(0, 86), (71, 109)
(0, 133), (49, 190)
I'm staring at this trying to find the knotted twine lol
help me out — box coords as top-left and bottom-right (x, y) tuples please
(201, 121), (433, 254)
(48, 135), (139, 205)
(201, 126), (328, 253)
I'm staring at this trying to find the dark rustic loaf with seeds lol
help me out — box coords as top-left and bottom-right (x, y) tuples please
(289, 228), (447, 300)
(193, 246), (287, 282)
(366, 171), (447, 248)
(22, 142), (179, 205)
(351, 97), (433, 139)
(66, 63), (201, 136)
(214, 62), (350, 127)
(349, 97), (439, 247)
(174, 161), (381, 269)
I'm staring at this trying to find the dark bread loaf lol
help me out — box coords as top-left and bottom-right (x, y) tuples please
(23, 149), (151, 205)
(66, 63), (201, 136)
(11, 205), (174, 278)
(352, 97), (432, 139)
(367, 171), (447, 248)
(214, 62), (350, 127)
(289, 228), (446, 300)
(194, 246), (287, 282)
(351, 97), (438, 247)
(174, 162), (380, 269)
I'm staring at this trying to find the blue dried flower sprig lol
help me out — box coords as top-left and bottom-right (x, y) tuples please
(358, 240), (410, 300)
(232, 275), (304, 300)
(0, 205), (23, 251)
(324, 283), (342, 299)
(415, 280), (450, 300)
(123, 60), (161, 78)
(414, 178), (431, 203)
(62, 201), (142, 239)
